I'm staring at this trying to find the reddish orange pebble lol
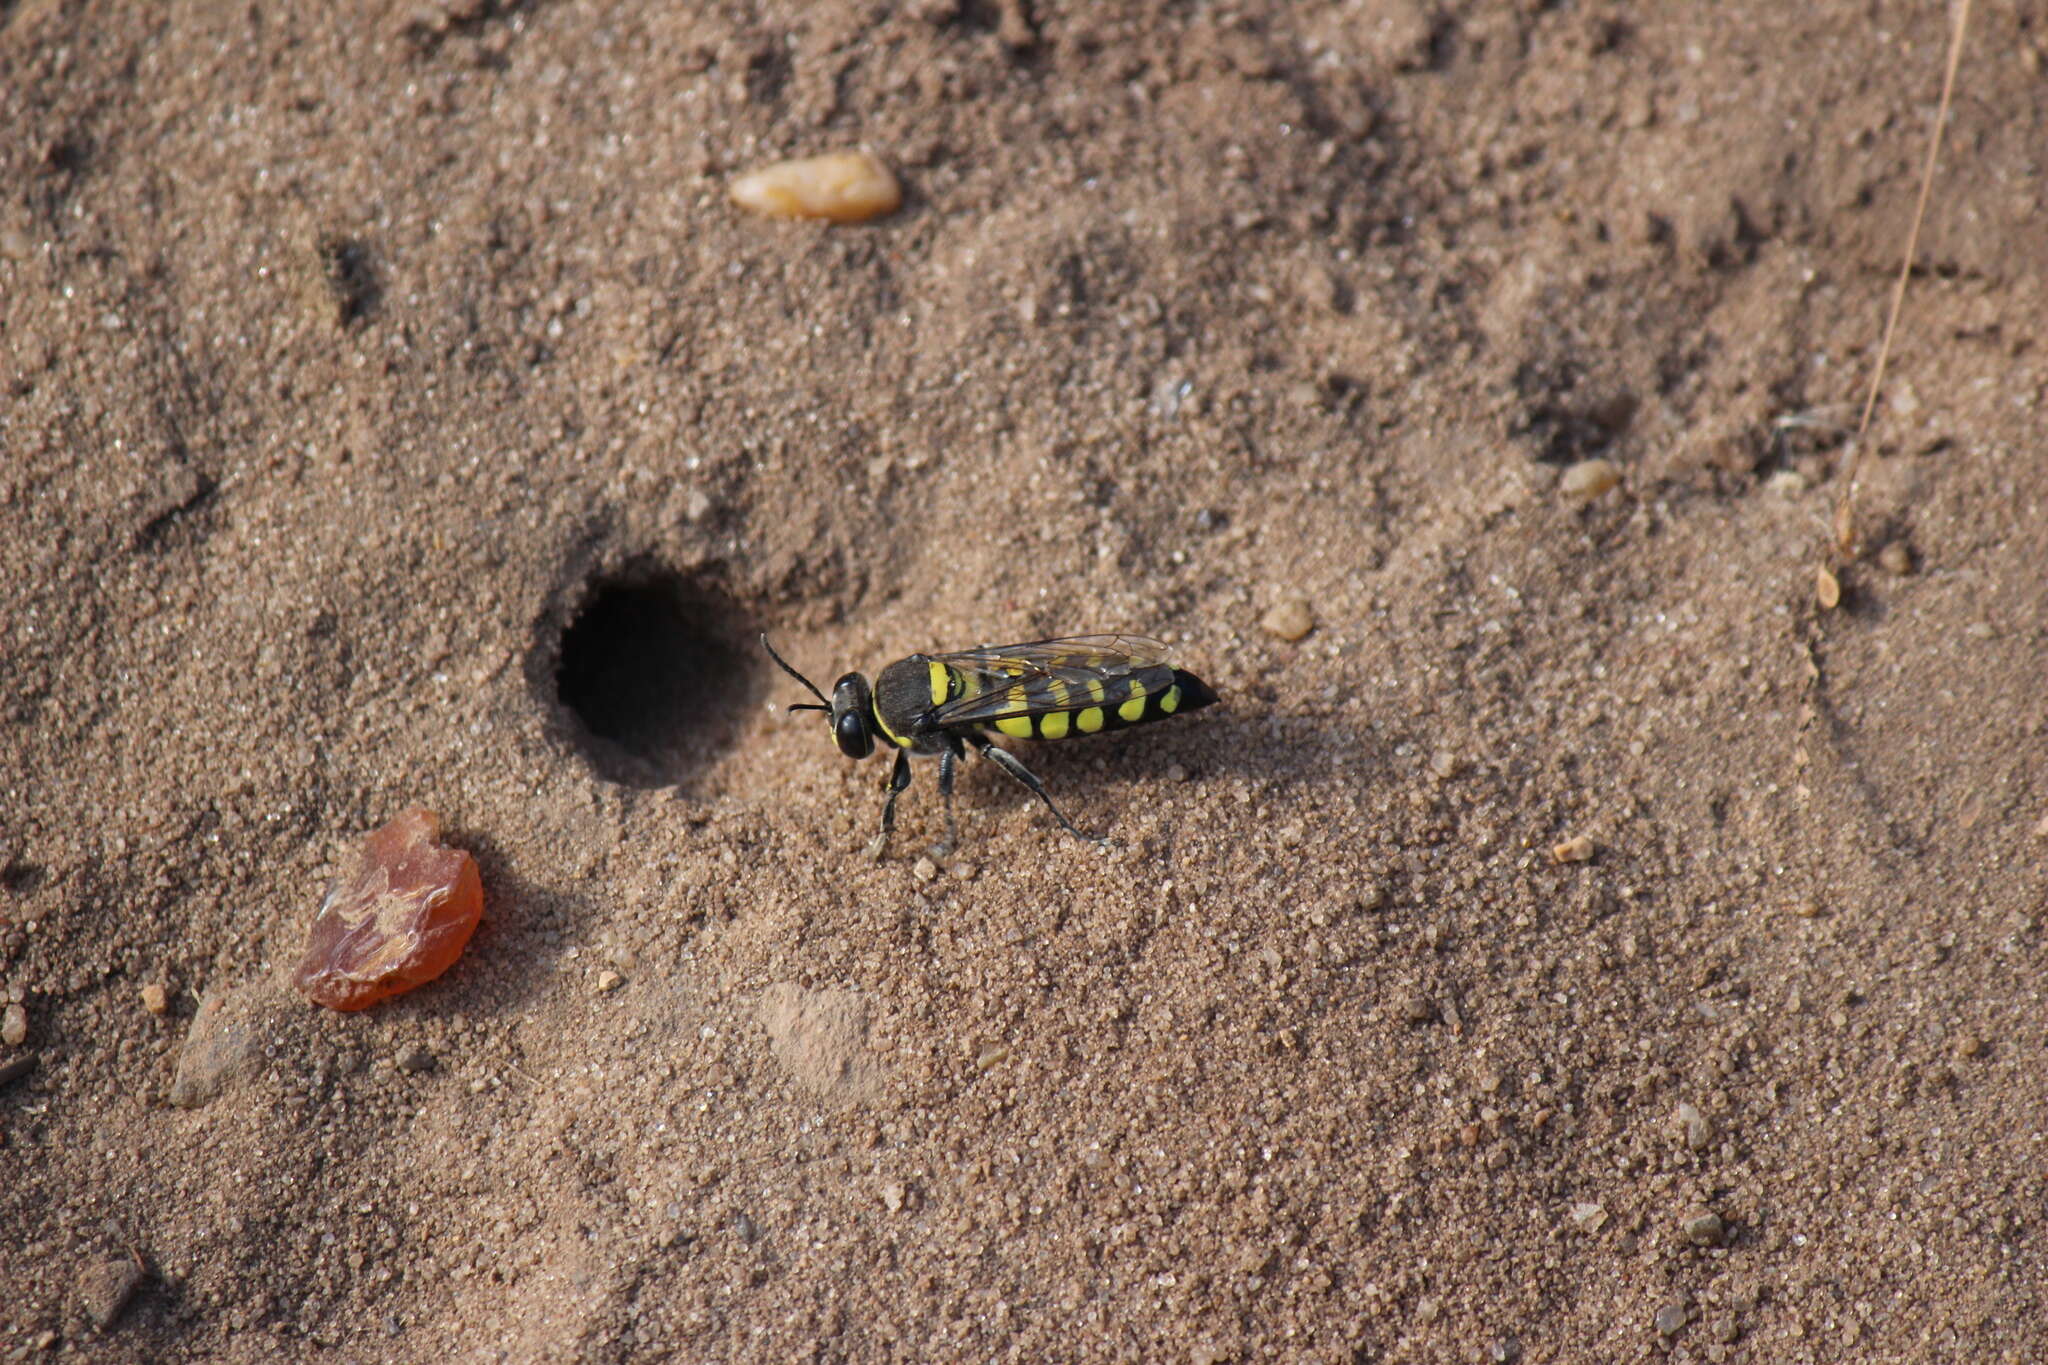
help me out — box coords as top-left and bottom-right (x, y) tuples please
(291, 808), (484, 1012)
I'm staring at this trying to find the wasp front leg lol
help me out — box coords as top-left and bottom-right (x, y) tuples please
(867, 749), (914, 861)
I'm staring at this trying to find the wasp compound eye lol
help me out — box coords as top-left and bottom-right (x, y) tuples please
(834, 710), (875, 759)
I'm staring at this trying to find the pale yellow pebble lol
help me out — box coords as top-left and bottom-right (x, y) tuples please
(1261, 599), (1315, 642)
(1550, 834), (1595, 865)
(1815, 564), (1841, 610)
(1559, 457), (1621, 500)
(728, 151), (900, 224)
(140, 984), (169, 1016)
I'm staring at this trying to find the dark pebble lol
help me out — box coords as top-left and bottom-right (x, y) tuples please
(77, 1258), (146, 1329)
(169, 979), (288, 1109)
(1683, 1208), (1727, 1246)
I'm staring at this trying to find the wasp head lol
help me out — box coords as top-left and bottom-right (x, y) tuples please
(762, 634), (877, 761)
(827, 673), (876, 759)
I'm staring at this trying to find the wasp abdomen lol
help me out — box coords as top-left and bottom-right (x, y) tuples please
(986, 667), (1218, 740)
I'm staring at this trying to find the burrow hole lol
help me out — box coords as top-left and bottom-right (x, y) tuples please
(552, 565), (754, 787)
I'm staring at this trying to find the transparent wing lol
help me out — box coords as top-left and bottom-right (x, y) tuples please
(927, 635), (1178, 726)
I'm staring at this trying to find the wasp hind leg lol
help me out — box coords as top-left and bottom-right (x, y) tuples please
(926, 739), (967, 858)
(969, 735), (1106, 847)
(867, 749), (913, 861)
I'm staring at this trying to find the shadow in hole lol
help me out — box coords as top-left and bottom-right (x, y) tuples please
(549, 566), (757, 790)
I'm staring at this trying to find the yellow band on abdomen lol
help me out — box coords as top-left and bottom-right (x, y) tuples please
(1117, 679), (1147, 724)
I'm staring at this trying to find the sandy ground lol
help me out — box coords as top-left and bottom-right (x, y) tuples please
(4, 2), (2045, 1361)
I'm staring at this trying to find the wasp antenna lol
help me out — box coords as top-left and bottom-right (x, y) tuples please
(760, 633), (831, 708)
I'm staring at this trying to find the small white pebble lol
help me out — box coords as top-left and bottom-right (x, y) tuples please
(729, 151), (900, 223)
(1674, 1102), (1715, 1151)
(0, 1002), (25, 1046)
(595, 969), (623, 993)
(1559, 457), (1621, 500)
(912, 856), (939, 883)
(1261, 599), (1315, 642)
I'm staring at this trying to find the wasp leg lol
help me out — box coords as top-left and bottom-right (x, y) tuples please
(930, 737), (965, 857)
(867, 749), (914, 861)
(969, 736), (1105, 846)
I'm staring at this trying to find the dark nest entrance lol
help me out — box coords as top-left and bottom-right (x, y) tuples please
(551, 566), (752, 787)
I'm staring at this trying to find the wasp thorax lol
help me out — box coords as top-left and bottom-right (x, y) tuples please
(829, 673), (876, 759)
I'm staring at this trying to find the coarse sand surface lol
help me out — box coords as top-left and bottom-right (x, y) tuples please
(3, 3), (2044, 1360)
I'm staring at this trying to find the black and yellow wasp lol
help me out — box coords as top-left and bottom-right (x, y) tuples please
(762, 633), (1218, 855)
